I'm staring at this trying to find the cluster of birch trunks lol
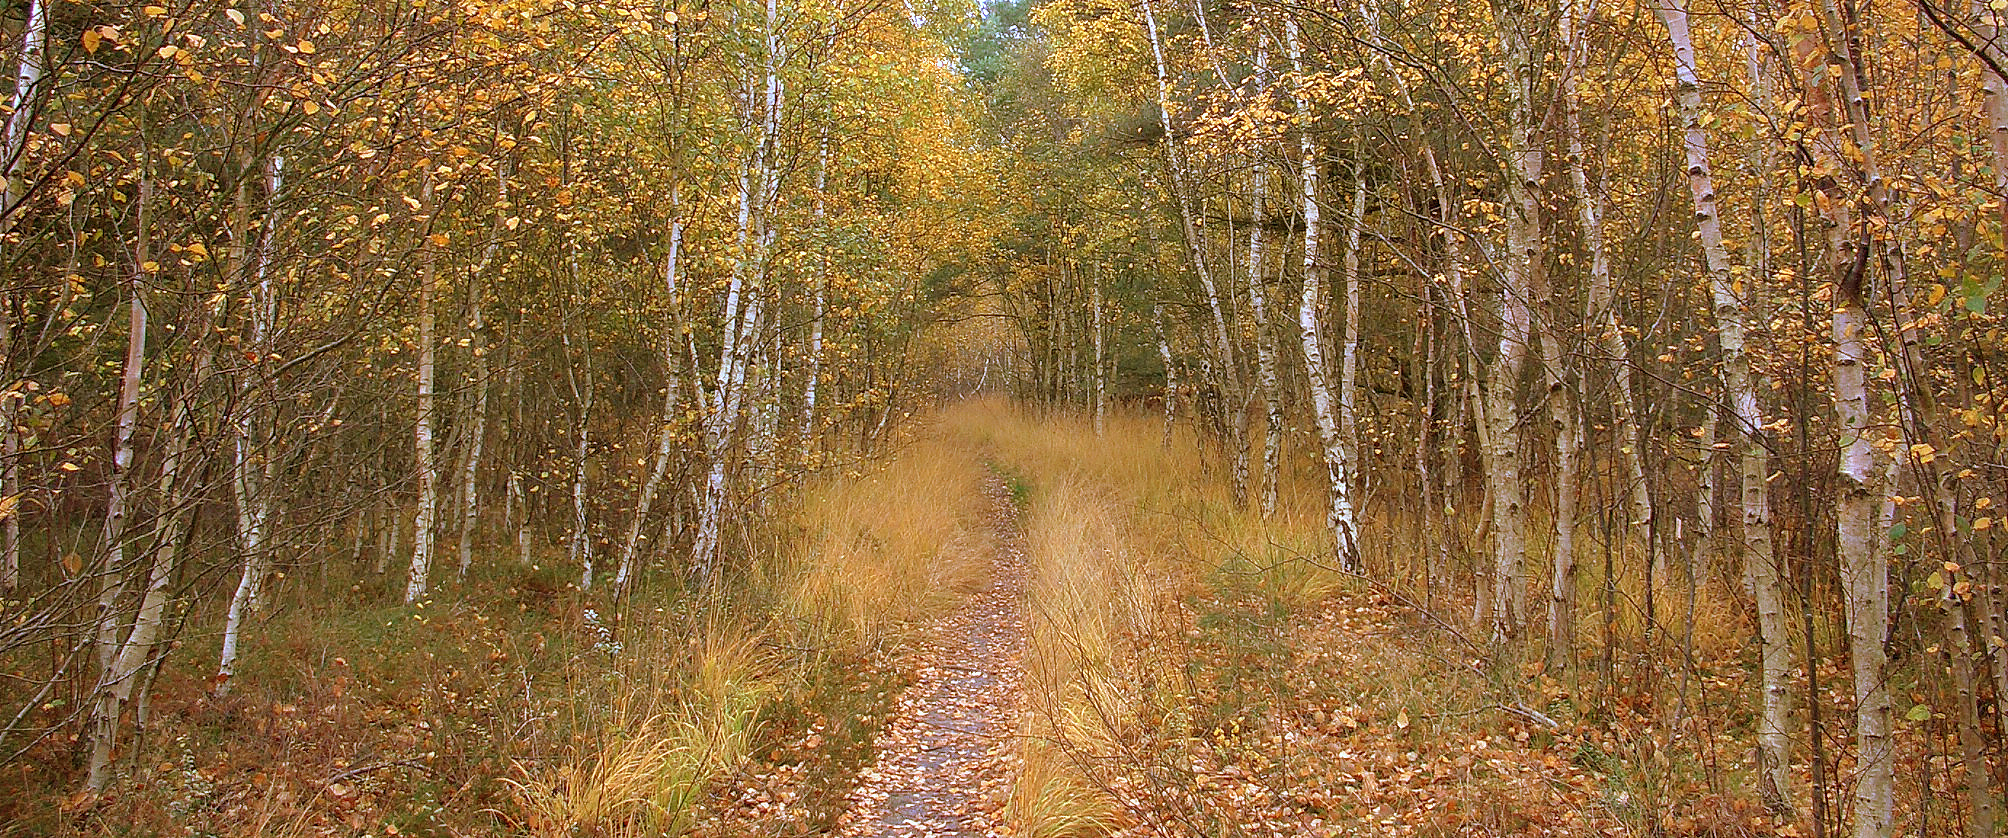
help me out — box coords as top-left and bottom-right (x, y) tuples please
(1006, 0), (2008, 833)
(0, 0), (988, 795)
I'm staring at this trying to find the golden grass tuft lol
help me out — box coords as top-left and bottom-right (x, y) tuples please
(512, 620), (773, 837)
(779, 427), (992, 648)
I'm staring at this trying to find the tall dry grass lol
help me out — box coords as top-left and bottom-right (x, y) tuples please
(511, 617), (775, 837)
(944, 398), (1354, 836)
(513, 419), (995, 836)
(776, 425), (994, 649)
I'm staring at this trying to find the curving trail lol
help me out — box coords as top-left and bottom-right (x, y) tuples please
(832, 477), (1029, 838)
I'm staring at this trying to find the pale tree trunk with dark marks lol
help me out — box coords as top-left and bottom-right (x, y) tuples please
(0, 0), (46, 593)
(1287, 21), (1360, 574)
(1141, 0), (1244, 506)
(1656, 0), (1791, 808)
(404, 176), (442, 605)
(85, 160), (151, 789)
(1485, 0), (1540, 642)
(457, 159), (508, 581)
(618, 193), (688, 595)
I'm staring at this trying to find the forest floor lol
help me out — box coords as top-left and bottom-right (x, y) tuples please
(21, 399), (1791, 838)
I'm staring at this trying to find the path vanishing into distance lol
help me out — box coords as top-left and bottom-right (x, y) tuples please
(833, 475), (1031, 838)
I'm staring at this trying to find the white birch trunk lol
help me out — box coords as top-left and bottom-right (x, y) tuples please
(456, 163), (506, 580)
(219, 154), (282, 690)
(1288, 22), (1361, 573)
(801, 137), (829, 451)
(404, 177), (441, 605)
(1540, 319), (1582, 670)
(1092, 267), (1107, 436)
(618, 202), (688, 593)
(1243, 44), (1281, 515)
(1486, 0), (1540, 642)
(0, 0), (45, 592)
(1340, 168), (1365, 502)
(511, 473), (530, 566)
(86, 168), (150, 785)
(694, 0), (783, 584)
(1562, 0), (1652, 539)
(1655, 0), (1793, 806)
(1141, 0), (1244, 502)
(87, 320), (208, 790)
(1835, 287), (1891, 838)
(565, 321), (595, 589)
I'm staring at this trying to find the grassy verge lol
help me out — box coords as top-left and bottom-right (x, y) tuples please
(19, 416), (992, 838)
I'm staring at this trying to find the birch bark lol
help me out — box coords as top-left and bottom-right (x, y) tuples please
(618, 194), (688, 594)
(86, 163), (150, 785)
(1141, 0), (1245, 504)
(0, 0), (44, 592)
(404, 177), (441, 605)
(1655, 0), (1792, 806)
(1486, 0), (1540, 641)
(1803, 0), (1895, 829)
(1288, 21), (1361, 573)
(457, 160), (507, 580)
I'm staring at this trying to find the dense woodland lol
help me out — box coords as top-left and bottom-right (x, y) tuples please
(6, 0), (2008, 834)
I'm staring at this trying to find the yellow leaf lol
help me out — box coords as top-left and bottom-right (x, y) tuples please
(143, 5), (167, 15)
(156, 45), (177, 59)
(402, 195), (423, 211)
(48, 123), (69, 136)
(82, 29), (101, 54)
(225, 8), (245, 25)
(297, 40), (315, 54)
(427, 233), (450, 246)
(0, 494), (18, 522)
(1976, 517), (1993, 531)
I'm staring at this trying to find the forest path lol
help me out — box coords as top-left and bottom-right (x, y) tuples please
(830, 474), (1029, 838)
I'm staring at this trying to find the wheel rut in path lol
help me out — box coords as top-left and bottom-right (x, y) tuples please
(833, 475), (1028, 838)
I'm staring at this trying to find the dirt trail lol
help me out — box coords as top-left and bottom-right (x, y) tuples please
(832, 476), (1028, 838)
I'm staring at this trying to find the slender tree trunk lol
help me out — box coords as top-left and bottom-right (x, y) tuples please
(1288, 22), (1361, 574)
(87, 307), (210, 790)
(1485, 0), (1541, 642)
(511, 474), (530, 566)
(1154, 300), (1177, 448)
(1835, 278), (1891, 838)
(1092, 266), (1107, 436)
(1655, 0), (1792, 807)
(219, 154), (282, 689)
(1242, 51), (1281, 515)
(1540, 320), (1582, 671)
(1141, 0), (1244, 504)
(618, 201), (688, 594)
(694, 5), (784, 584)
(405, 177), (441, 605)
(565, 321), (595, 589)
(456, 163), (506, 580)
(0, 0), (46, 594)
(1805, 0), (1896, 830)
(802, 136), (829, 452)
(86, 163), (150, 786)
(1340, 167), (1365, 503)
(1562, 0), (1653, 543)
